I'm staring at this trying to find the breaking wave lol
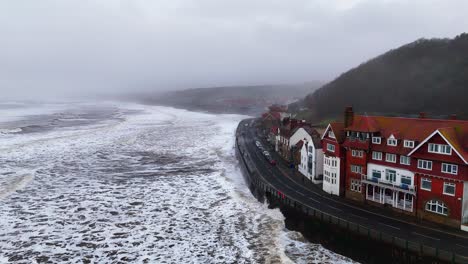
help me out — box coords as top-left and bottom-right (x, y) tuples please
(0, 102), (355, 263)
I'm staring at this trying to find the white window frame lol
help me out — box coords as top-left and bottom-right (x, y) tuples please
(441, 163), (458, 175)
(350, 179), (361, 193)
(351, 165), (362, 174)
(421, 178), (432, 191)
(425, 200), (448, 216)
(372, 151), (382, 160)
(372, 137), (381, 144)
(327, 143), (335, 152)
(403, 140), (415, 148)
(387, 138), (397, 146)
(418, 159), (433, 170)
(400, 156), (411, 165)
(428, 143), (452, 155)
(401, 175), (412, 186)
(352, 150), (363, 158)
(328, 131), (336, 139)
(443, 182), (456, 196)
(385, 153), (397, 163)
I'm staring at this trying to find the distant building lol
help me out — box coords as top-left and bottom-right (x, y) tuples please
(275, 118), (308, 161)
(297, 129), (323, 184)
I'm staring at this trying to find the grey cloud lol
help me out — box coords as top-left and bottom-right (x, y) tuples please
(0, 0), (467, 99)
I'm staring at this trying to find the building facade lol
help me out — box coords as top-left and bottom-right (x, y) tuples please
(298, 131), (324, 184)
(339, 107), (468, 230)
(321, 122), (346, 196)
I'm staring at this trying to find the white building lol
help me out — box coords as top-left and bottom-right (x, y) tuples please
(323, 155), (341, 195)
(321, 122), (345, 196)
(362, 163), (416, 212)
(296, 128), (324, 184)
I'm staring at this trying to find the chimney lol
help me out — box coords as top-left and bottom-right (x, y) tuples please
(450, 114), (457, 120)
(344, 106), (354, 128)
(419, 112), (427, 119)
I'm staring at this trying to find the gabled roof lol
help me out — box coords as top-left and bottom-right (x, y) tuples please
(321, 122), (345, 143)
(346, 116), (379, 132)
(346, 114), (468, 162)
(407, 128), (468, 164)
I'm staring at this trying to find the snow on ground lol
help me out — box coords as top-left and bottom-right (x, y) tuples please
(0, 102), (355, 263)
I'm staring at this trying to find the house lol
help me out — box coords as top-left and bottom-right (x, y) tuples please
(275, 118), (308, 161)
(341, 107), (468, 230)
(321, 122), (346, 196)
(298, 129), (324, 184)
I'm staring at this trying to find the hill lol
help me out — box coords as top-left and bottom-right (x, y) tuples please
(295, 33), (468, 122)
(135, 82), (321, 115)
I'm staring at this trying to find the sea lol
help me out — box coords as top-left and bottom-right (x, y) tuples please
(0, 101), (354, 263)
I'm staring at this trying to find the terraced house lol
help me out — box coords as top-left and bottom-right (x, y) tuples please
(337, 107), (468, 230)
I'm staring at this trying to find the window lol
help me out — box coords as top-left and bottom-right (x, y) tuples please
(351, 165), (363, 174)
(352, 150), (363, 157)
(386, 153), (397, 163)
(385, 169), (396, 183)
(331, 172), (337, 184)
(404, 140), (415, 148)
(328, 131), (335, 139)
(387, 138), (397, 146)
(428, 143), (452, 155)
(425, 200), (448, 216)
(372, 170), (381, 179)
(401, 175), (412, 186)
(418, 159), (432, 170)
(324, 171), (330, 183)
(327, 143), (335, 152)
(308, 146), (313, 153)
(442, 163), (458, 175)
(372, 151), (382, 160)
(421, 178), (432, 191)
(332, 160), (337, 167)
(443, 182), (456, 196)
(400, 156), (411, 165)
(372, 137), (381, 144)
(351, 179), (361, 192)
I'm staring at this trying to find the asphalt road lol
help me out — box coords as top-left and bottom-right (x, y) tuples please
(237, 119), (468, 258)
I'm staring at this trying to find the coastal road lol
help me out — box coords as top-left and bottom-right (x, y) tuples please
(237, 119), (468, 259)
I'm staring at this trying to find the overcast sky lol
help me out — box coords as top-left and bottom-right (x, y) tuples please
(1, 0), (467, 99)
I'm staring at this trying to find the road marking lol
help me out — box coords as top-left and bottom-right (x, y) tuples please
(456, 244), (468, 249)
(350, 213), (368, 220)
(309, 197), (320, 203)
(412, 232), (440, 241)
(296, 191), (305, 196)
(379, 222), (401, 230)
(240, 128), (468, 240)
(328, 205), (342, 212)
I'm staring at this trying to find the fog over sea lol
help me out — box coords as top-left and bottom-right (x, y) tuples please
(0, 101), (354, 263)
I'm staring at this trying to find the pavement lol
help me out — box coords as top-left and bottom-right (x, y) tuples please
(237, 118), (468, 259)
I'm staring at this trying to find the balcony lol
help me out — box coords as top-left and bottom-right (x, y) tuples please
(366, 194), (413, 212)
(361, 175), (416, 195)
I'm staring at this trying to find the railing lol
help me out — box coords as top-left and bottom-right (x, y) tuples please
(361, 174), (417, 195)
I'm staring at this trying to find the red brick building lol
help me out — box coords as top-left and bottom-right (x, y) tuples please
(329, 107), (468, 230)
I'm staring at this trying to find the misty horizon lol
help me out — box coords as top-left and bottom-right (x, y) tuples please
(1, 0), (468, 100)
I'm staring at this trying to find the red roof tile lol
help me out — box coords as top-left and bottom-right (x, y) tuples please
(346, 115), (468, 161)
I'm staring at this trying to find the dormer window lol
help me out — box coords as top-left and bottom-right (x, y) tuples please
(387, 138), (397, 146)
(372, 137), (381, 144)
(404, 140), (415, 148)
(428, 143), (452, 155)
(328, 131), (335, 139)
